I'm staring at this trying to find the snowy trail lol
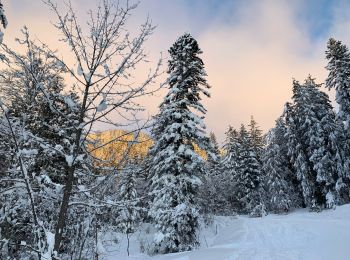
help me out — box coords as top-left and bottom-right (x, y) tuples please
(107, 205), (350, 260)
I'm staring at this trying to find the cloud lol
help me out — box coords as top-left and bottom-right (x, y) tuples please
(134, 0), (344, 141)
(196, 0), (329, 139)
(3, 0), (350, 141)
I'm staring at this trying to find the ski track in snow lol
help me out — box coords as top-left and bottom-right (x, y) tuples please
(107, 205), (350, 260)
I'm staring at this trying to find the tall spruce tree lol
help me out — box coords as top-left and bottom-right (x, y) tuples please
(263, 117), (296, 213)
(0, 0), (7, 43)
(198, 132), (221, 217)
(118, 161), (140, 256)
(149, 33), (210, 254)
(326, 38), (350, 185)
(326, 38), (350, 133)
(234, 125), (266, 216)
(221, 126), (240, 176)
(218, 126), (241, 212)
(248, 116), (265, 160)
(207, 132), (220, 171)
(287, 80), (319, 210)
(287, 77), (345, 209)
(201, 127), (239, 215)
(305, 77), (345, 206)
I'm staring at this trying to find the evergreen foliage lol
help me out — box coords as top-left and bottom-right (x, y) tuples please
(234, 125), (266, 216)
(149, 33), (210, 254)
(326, 38), (350, 192)
(285, 77), (346, 210)
(263, 117), (297, 213)
(118, 161), (140, 256)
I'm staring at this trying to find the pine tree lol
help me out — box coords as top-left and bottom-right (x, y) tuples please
(284, 101), (305, 206)
(0, 1), (6, 28)
(263, 117), (296, 213)
(248, 117), (268, 209)
(248, 116), (265, 160)
(290, 80), (322, 210)
(325, 38), (350, 186)
(199, 129), (240, 216)
(217, 126), (241, 212)
(198, 132), (221, 217)
(221, 126), (240, 176)
(118, 161), (140, 256)
(0, 0), (7, 43)
(234, 125), (266, 216)
(307, 77), (345, 206)
(287, 77), (345, 209)
(207, 131), (220, 170)
(149, 33), (210, 254)
(326, 38), (350, 133)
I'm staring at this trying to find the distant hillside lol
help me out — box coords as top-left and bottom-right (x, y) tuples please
(88, 129), (207, 167)
(88, 129), (153, 167)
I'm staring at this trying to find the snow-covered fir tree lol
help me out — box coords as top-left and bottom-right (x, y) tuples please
(263, 117), (296, 213)
(0, 0), (7, 43)
(287, 80), (320, 210)
(326, 38), (350, 186)
(305, 77), (346, 206)
(118, 160), (140, 256)
(248, 117), (268, 211)
(326, 38), (350, 133)
(207, 132), (220, 172)
(248, 116), (265, 160)
(198, 132), (221, 217)
(149, 33), (210, 254)
(286, 77), (345, 210)
(234, 125), (266, 216)
(221, 126), (240, 176)
(218, 126), (241, 212)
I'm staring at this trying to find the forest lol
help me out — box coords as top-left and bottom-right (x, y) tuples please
(1, 1), (350, 259)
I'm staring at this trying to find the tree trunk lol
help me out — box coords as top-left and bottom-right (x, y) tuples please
(53, 165), (76, 256)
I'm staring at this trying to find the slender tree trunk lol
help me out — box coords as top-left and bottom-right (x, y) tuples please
(95, 221), (99, 260)
(53, 165), (76, 255)
(127, 232), (130, 257)
(53, 81), (90, 256)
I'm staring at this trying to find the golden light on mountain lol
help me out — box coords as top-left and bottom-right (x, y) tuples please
(88, 130), (153, 168)
(88, 129), (207, 168)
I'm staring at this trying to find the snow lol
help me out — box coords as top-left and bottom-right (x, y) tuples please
(65, 155), (74, 166)
(77, 64), (83, 76)
(43, 231), (55, 260)
(97, 93), (108, 112)
(64, 96), (77, 110)
(104, 63), (111, 77)
(106, 204), (350, 260)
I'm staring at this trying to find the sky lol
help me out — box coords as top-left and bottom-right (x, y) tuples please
(3, 0), (350, 141)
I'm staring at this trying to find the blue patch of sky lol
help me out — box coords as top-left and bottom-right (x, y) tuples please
(8, 0), (337, 41)
(181, 0), (243, 31)
(294, 0), (335, 40)
(182, 0), (336, 40)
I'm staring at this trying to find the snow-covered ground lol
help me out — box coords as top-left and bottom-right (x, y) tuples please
(106, 204), (350, 260)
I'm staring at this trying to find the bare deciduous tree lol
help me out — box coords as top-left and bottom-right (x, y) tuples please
(0, 0), (162, 258)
